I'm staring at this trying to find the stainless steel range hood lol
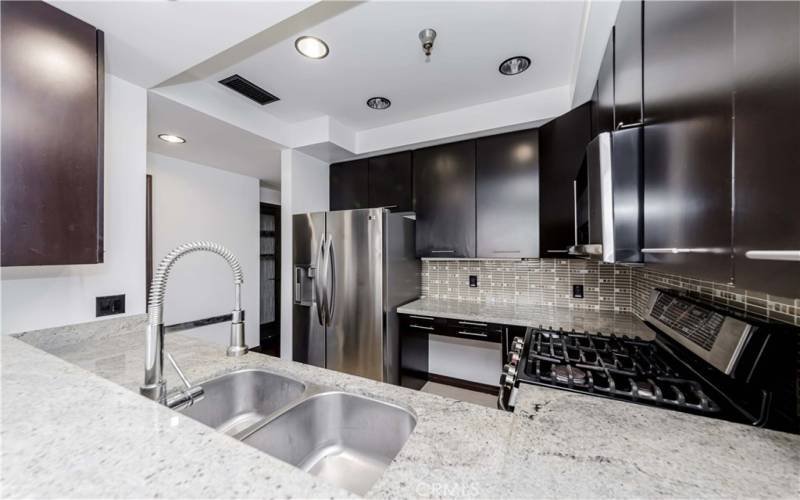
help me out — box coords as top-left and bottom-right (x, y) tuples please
(569, 129), (643, 263)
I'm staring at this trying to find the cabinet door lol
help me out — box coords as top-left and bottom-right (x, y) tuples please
(614, 0), (642, 128)
(476, 130), (540, 258)
(329, 159), (368, 210)
(539, 103), (592, 256)
(368, 151), (412, 212)
(596, 30), (615, 135)
(1, 1), (104, 266)
(642, 1), (734, 283)
(413, 141), (476, 258)
(733, 1), (800, 298)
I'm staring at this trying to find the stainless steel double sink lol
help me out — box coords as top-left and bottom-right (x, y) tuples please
(178, 369), (417, 495)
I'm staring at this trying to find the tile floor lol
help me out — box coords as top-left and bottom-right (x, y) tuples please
(420, 381), (499, 409)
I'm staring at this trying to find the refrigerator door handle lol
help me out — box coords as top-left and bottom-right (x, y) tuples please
(324, 234), (336, 326)
(314, 236), (326, 326)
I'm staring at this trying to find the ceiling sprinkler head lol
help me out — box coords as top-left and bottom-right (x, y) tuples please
(418, 28), (437, 57)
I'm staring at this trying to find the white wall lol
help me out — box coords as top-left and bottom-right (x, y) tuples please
(1, 75), (147, 334)
(280, 149), (329, 359)
(259, 186), (281, 205)
(147, 153), (260, 349)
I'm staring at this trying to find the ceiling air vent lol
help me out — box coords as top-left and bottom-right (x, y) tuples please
(218, 74), (280, 105)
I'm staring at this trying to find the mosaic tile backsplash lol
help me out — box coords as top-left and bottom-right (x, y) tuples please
(421, 259), (800, 326)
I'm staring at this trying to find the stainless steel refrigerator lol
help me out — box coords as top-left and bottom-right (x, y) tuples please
(293, 208), (419, 384)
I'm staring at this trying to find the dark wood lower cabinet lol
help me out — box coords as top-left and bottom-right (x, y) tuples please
(399, 314), (512, 392)
(1, 1), (104, 266)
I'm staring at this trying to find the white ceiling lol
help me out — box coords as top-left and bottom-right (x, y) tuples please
(147, 92), (282, 185)
(210, 1), (586, 131)
(50, 1), (314, 88)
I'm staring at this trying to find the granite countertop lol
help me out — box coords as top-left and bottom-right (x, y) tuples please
(398, 297), (655, 339)
(4, 314), (799, 498)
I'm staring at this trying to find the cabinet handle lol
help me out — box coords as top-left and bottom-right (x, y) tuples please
(410, 315), (434, 320)
(616, 121), (644, 131)
(546, 250), (568, 254)
(410, 324), (434, 331)
(457, 331), (488, 338)
(493, 250), (520, 254)
(745, 250), (800, 262)
(430, 250), (455, 254)
(458, 321), (487, 327)
(641, 247), (727, 255)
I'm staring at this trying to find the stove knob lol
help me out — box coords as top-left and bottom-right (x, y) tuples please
(511, 337), (524, 353)
(508, 352), (520, 365)
(502, 363), (517, 388)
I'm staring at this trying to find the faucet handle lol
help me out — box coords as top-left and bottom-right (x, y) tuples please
(226, 309), (249, 357)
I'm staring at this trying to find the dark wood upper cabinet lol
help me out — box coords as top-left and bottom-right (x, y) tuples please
(642, 0), (734, 283)
(1, 1), (104, 266)
(732, 1), (800, 298)
(476, 130), (540, 258)
(413, 141), (476, 258)
(329, 159), (368, 210)
(368, 151), (412, 212)
(614, 0), (643, 128)
(596, 30), (615, 135)
(539, 103), (592, 257)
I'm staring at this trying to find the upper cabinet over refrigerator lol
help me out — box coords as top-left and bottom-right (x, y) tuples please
(732, 1), (800, 298)
(642, 0), (734, 284)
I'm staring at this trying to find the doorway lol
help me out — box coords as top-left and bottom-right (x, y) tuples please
(259, 202), (281, 356)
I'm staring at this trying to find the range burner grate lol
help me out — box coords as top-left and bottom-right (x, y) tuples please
(524, 329), (720, 414)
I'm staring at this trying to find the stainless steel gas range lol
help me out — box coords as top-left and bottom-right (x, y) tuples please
(498, 289), (800, 434)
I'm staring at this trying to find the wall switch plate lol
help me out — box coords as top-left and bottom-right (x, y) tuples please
(469, 275), (478, 287)
(96, 294), (125, 317)
(572, 284), (584, 299)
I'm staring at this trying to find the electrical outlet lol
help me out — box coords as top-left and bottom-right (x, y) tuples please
(96, 294), (125, 317)
(469, 275), (478, 288)
(572, 284), (584, 299)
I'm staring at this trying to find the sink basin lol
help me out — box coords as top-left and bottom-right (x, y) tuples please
(242, 391), (417, 496)
(179, 369), (306, 436)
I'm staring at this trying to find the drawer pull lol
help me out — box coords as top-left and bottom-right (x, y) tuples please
(410, 324), (434, 331)
(409, 315), (434, 320)
(458, 321), (487, 327)
(546, 249), (568, 254)
(745, 250), (800, 262)
(492, 250), (520, 254)
(431, 250), (455, 254)
(641, 247), (726, 254)
(457, 331), (488, 338)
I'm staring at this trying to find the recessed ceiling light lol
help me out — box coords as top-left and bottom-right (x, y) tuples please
(295, 36), (329, 59)
(499, 56), (531, 76)
(158, 134), (186, 144)
(366, 97), (391, 110)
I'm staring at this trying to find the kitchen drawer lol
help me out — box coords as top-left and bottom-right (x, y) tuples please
(444, 319), (502, 343)
(400, 314), (445, 335)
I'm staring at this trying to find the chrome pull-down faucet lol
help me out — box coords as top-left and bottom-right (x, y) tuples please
(140, 241), (249, 406)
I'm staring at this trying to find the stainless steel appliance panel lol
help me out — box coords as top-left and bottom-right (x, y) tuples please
(383, 212), (420, 384)
(324, 208), (384, 380)
(292, 212), (326, 368)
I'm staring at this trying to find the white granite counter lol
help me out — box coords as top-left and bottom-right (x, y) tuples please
(398, 297), (655, 339)
(4, 315), (799, 498)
